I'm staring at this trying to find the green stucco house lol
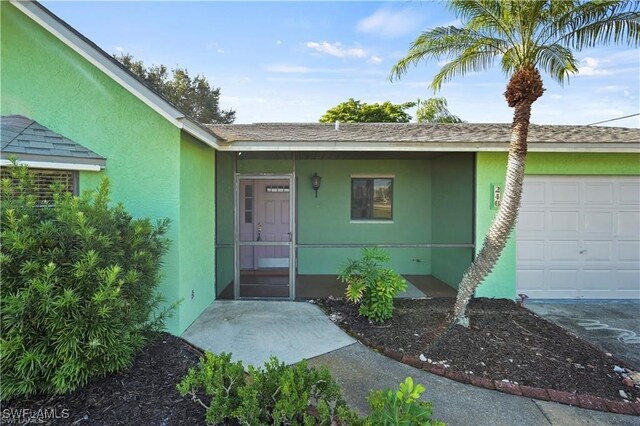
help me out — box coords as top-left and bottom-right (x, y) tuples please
(2, 1), (639, 335)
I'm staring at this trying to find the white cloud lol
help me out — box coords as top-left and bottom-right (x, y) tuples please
(114, 46), (124, 53)
(305, 41), (367, 59)
(357, 7), (423, 38)
(368, 55), (383, 65)
(216, 49), (225, 54)
(577, 57), (611, 76)
(550, 94), (563, 100)
(276, 40), (283, 45)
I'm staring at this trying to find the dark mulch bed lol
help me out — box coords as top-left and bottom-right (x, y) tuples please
(316, 297), (640, 402)
(2, 334), (207, 425)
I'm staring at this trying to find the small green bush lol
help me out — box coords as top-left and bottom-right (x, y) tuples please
(0, 163), (173, 400)
(368, 377), (445, 426)
(177, 352), (359, 425)
(338, 248), (407, 322)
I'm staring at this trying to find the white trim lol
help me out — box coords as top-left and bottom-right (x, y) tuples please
(216, 141), (640, 153)
(12, 1), (220, 149)
(351, 174), (395, 178)
(0, 159), (102, 171)
(349, 220), (395, 224)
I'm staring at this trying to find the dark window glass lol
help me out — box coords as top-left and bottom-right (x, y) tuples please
(373, 179), (393, 219)
(351, 178), (393, 220)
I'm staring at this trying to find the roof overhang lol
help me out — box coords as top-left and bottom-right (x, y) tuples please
(0, 158), (103, 172)
(12, 1), (220, 149)
(215, 140), (640, 153)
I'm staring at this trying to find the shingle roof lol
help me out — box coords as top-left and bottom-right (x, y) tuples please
(207, 122), (640, 145)
(1, 115), (106, 166)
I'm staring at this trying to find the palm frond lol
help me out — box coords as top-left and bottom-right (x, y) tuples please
(430, 42), (503, 90)
(391, 0), (640, 93)
(550, 0), (640, 48)
(390, 26), (507, 81)
(533, 44), (578, 85)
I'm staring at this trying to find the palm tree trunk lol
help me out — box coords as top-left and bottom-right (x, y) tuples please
(451, 101), (532, 326)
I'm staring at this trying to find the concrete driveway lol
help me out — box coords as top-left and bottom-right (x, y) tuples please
(527, 300), (640, 370)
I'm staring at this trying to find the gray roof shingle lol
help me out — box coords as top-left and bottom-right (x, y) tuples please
(1, 115), (106, 167)
(206, 122), (640, 145)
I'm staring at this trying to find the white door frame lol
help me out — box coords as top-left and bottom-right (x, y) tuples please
(234, 173), (295, 300)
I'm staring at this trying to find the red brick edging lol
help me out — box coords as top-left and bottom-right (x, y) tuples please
(359, 337), (640, 417)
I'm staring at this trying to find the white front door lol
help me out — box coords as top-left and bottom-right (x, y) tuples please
(517, 175), (640, 299)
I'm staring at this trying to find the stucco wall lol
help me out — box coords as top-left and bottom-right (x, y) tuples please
(475, 151), (640, 300)
(215, 153), (475, 289)
(215, 152), (235, 295)
(1, 3), (216, 334)
(296, 158), (432, 275)
(179, 132), (215, 332)
(431, 154), (475, 287)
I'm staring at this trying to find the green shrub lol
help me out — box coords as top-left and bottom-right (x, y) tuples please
(338, 248), (407, 322)
(0, 163), (173, 400)
(177, 352), (359, 425)
(368, 377), (445, 426)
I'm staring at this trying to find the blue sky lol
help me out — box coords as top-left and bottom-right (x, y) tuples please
(44, 1), (640, 127)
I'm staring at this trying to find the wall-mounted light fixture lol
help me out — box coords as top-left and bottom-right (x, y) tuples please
(311, 172), (322, 198)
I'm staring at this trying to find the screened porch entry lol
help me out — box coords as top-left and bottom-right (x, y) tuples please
(236, 176), (294, 298)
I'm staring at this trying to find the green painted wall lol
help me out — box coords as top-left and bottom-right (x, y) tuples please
(296, 158), (432, 274)
(475, 152), (640, 300)
(1, 3), (216, 334)
(215, 154), (477, 289)
(237, 158), (293, 174)
(216, 152), (235, 295)
(179, 132), (215, 332)
(431, 154), (474, 287)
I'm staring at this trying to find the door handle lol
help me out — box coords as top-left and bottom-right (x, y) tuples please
(288, 232), (292, 242)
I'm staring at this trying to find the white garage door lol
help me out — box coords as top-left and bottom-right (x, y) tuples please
(517, 176), (640, 299)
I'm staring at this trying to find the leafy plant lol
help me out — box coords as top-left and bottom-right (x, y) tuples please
(177, 352), (358, 425)
(338, 248), (407, 322)
(368, 377), (445, 426)
(0, 162), (174, 400)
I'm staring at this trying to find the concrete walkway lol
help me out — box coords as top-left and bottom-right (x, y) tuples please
(308, 343), (638, 426)
(182, 300), (637, 425)
(181, 300), (355, 366)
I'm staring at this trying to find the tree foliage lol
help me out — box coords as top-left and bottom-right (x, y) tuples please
(391, 0), (640, 326)
(115, 53), (235, 124)
(0, 163), (173, 400)
(320, 98), (416, 123)
(415, 97), (464, 123)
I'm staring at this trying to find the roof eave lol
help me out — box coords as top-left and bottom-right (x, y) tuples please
(14, 1), (220, 149)
(215, 141), (640, 153)
(0, 157), (105, 172)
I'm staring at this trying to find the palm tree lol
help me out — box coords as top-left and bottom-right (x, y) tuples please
(391, 0), (639, 326)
